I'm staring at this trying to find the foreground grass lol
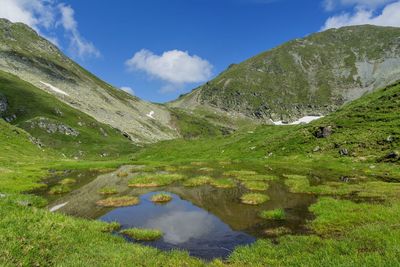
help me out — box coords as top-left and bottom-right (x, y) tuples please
(0, 196), (204, 266)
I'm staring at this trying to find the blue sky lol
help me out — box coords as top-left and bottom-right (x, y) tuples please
(1, 0), (400, 103)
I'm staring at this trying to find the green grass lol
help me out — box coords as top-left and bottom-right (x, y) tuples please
(48, 185), (71, 195)
(183, 176), (213, 187)
(259, 209), (286, 220)
(210, 178), (236, 188)
(0, 196), (203, 266)
(120, 228), (163, 241)
(96, 196), (140, 207)
(240, 193), (269, 205)
(59, 178), (76, 185)
(128, 173), (184, 187)
(101, 222), (121, 233)
(98, 187), (118, 195)
(242, 181), (269, 191)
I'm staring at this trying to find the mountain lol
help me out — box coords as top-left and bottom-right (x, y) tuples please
(170, 25), (400, 123)
(139, 81), (400, 163)
(0, 18), (178, 143)
(0, 70), (137, 159)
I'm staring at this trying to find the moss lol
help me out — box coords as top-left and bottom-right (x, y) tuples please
(151, 193), (173, 203)
(128, 174), (184, 188)
(260, 208), (286, 220)
(210, 178), (236, 188)
(96, 196), (140, 207)
(242, 181), (269, 191)
(120, 228), (163, 241)
(48, 185), (71, 195)
(59, 178), (76, 185)
(183, 176), (213, 187)
(98, 187), (118, 195)
(240, 193), (269, 205)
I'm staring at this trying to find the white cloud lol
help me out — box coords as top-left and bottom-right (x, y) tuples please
(323, 0), (396, 10)
(0, 0), (55, 30)
(126, 49), (213, 92)
(120, 86), (135, 95)
(58, 4), (100, 58)
(322, 1), (400, 29)
(0, 0), (99, 59)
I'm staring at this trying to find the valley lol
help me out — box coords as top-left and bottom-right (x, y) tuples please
(0, 17), (399, 267)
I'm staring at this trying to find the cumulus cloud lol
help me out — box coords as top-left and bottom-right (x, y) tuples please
(120, 86), (135, 95)
(0, 0), (99, 58)
(322, 1), (400, 29)
(126, 49), (213, 92)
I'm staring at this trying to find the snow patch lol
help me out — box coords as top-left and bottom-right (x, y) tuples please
(146, 111), (155, 119)
(40, 81), (69, 96)
(273, 116), (323, 126)
(49, 202), (68, 212)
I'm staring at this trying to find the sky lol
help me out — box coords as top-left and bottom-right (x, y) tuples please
(1, 0), (400, 103)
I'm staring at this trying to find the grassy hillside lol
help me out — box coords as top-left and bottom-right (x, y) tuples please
(139, 82), (400, 165)
(172, 25), (400, 122)
(0, 70), (137, 159)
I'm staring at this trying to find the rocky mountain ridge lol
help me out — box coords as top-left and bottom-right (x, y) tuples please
(171, 25), (400, 123)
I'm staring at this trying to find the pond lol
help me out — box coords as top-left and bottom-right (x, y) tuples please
(42, 164), (316, 260)
(100, 192), (256, 260)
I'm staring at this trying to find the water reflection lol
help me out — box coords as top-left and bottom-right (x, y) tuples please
(99, 192), (256, 259)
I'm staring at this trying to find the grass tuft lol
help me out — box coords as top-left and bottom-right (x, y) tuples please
(128, 173), (184, 188)
(59, 178), (76, 185)
(98, 187), (118, 195)
(242, 181), (269, 191)
(183, 176), (212, 187)
(151, 193), (173, 203)
(48, 185), (71, 195)
(120, 228), (163, 241)
(240, 193), (269, 205)
(260, 208), (286, 220)
(96, 196), (139, 207)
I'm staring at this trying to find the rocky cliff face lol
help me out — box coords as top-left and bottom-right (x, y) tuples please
(0, 18), (178, 143)
(171, 25), (400, 123)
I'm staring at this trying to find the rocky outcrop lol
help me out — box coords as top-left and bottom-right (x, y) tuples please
(28, 117), (79, 136)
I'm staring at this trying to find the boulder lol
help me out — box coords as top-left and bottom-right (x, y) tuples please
(339, 148), (349, 156)
(314, 126), (333, 138)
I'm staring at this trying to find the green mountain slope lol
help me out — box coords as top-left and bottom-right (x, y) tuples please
(0, 70), (137, 159)
(138, 81), (400, 165)
(0, 18), (178, 143)
(171, 25), (400, 123)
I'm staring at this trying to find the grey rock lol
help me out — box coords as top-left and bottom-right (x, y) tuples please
(29, 117), (79, 136)
(314, 126), (333, 138)
(339, 148), (349, 156)
(313, 146), (321, 152)
(5, 114), (16, 122)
